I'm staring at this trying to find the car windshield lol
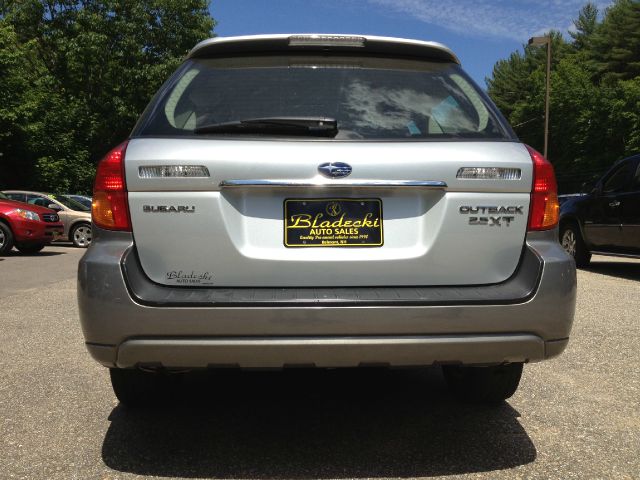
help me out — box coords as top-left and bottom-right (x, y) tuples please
(0, 192), (8, 200)
(135, 55), (510, 141)
(67, 195), (92, 208)
(52, 194), (91, 212)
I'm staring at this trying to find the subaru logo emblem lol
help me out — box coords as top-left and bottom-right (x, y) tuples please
(318, 162), (352, 179)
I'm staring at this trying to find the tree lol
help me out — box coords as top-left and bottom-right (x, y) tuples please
(570, 2), (599, 51)
(610, 77), (640, 155)
(0, 21), (40, 188)
(486, 32), (568, 156)
(0, 1), (215, 193)
(589, 0), (640, 82)
(487, 1), (640, 193)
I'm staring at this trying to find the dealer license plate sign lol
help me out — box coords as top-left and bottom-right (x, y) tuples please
(284, 198), (383, 247)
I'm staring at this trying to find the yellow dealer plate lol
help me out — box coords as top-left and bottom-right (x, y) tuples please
(284, 198), (383, 247)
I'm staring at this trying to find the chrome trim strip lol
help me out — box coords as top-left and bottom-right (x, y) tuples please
(219, 179), (447, 189)
(590, 251), (640, 259)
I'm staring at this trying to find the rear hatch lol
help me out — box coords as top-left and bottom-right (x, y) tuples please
(125, 37), (532, 287)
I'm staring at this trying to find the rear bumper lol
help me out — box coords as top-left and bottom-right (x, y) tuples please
(102, 335), (568, 369)
(78, 228), (576, 368)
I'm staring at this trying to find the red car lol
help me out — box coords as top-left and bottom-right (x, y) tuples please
(0, 192), (64, 255)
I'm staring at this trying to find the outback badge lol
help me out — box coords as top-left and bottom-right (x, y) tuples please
(318, 162), (352, 179)
(459, 205), (524, 227)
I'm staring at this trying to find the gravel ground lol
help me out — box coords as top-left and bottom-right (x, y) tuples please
(0, 248), (638, 480)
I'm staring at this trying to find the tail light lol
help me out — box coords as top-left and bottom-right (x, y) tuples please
(92, 141), (131, 231)
(526, 145), (559, 231)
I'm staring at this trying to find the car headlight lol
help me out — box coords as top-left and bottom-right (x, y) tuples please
(12, 209), (41, 221)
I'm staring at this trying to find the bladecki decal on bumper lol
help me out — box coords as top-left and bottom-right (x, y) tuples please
(459, 205), (524, 227)
(165, 270), (214, 285)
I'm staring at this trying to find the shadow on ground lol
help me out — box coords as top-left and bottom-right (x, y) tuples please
(5, 241), (76, 257)
(102, 367), (536, 478)
(6, 250), (67, 257)
(584, 260), (640, 282)
(49, 242), (75, 248)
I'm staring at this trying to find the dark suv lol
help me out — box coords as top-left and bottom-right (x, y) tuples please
(559, 154), (640, 266)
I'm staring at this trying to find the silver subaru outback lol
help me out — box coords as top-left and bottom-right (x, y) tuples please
(78, 34), (576, 406)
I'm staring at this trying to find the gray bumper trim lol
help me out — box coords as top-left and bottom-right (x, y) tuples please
(121, 246), (542, 307)
(115, 334), (546, 369)
(78, 228), (576, 366)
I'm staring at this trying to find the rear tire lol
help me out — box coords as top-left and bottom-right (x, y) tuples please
(110, 368), (176, 408)
(0, 222), (14, 255)
(15, 243), (45, 254)
(70, 222), (92, 248)
(443, 363), (523, 404)
(560, 222), (591, 267)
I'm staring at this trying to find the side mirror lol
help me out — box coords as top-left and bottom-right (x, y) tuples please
(581, 180), (600, 195)
(580, 181), (595, 194)
(592, 183), (602, 195)
(48, 203), (62, 211)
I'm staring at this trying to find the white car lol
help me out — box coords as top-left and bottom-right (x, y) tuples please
(77, 34), (576, 407)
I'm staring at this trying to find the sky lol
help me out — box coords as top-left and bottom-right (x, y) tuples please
(209, 0), (612, 88)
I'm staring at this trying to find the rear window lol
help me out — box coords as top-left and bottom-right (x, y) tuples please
(134, 55), (511, 141)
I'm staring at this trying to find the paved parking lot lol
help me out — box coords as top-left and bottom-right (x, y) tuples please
(1, 245), (638, 479)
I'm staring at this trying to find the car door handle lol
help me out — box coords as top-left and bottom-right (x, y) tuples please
(609, 200), (621, 207)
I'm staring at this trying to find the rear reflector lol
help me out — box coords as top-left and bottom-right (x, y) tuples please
(138, 165), (210, 178)
(92, 141), (131, 231)
(526, 145), (559, 231)
(456, 167), (521, 180)
(289, 35), (366, 47)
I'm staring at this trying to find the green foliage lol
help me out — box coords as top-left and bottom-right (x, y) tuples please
(0, 0), (215, 193)
(570, 2), (599, 51)
(611, 77), (640, 154)
(590, 0), (640, 82)
(487, 0), (640, 193)
(0, 20), (42, 188)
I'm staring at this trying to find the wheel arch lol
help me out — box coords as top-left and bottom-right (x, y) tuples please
(0, 216), (15, 253)
(68, 219), (91, 240)
(67, 218), (93, 248)
(0, 216), (12, 230)
(559, 215), (589, 246)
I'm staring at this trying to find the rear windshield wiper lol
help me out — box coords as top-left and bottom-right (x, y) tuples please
(193, 117), (338, 137)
